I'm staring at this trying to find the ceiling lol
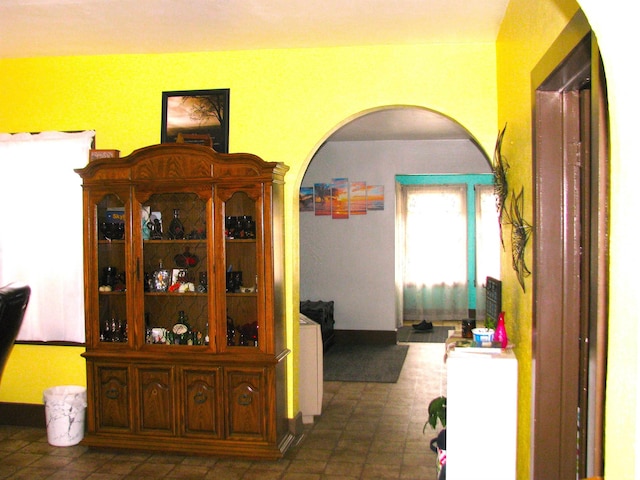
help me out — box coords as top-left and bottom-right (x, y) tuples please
(0, 0), (509, 59)
(329, 108), (474, 142)
(0, 0), (509, 141)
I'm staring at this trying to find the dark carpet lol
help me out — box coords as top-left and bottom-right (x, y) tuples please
(323, 343), (409, 383)
(396, 325), (454, 343)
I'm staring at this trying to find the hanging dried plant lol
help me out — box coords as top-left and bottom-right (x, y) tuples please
(509, 187), (532, 292)
(492, 123), (510, 247)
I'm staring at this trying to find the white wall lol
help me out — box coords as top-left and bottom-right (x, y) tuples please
(299, 138), (490, 332)
(576, 3), (640, 478)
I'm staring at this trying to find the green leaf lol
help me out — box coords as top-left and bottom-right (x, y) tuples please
(427, 396), (447, 429)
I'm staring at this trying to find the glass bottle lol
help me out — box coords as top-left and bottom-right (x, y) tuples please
(174, 310), (190, 344)
(102, 266), (117, 288)
(235, 216), (244, 238)
(494, 311), (508, 348)
(110, 317), (120, 342)
(101, 319), (110, 342)
(245, 216), (255, 238)
(197, 271), (207, 293)
(227, 316), (235, 346)
(153, 259), (170, 292)
(168, 208), (185, 239)
(225, 216), (234, 238)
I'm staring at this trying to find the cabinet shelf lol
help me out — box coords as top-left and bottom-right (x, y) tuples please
(144, 292), (207, 297)
(144, 343), (209, 349)
(143, 239), (205, 245)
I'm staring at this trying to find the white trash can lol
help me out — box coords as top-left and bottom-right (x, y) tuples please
(43, 385), (87, 447)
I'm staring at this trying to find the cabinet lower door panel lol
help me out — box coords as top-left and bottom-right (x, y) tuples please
(96, 365), (131, 431)
(182, 369), (222, 437)
(138, 367), (175, 434)
(225, 368), (267, 440)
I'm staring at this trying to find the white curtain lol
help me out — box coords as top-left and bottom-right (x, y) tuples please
(475, 185), (501, 319)
(400, 184), (468, 321)
(0, 131), (94, 343)
(394, 182), (405, 328)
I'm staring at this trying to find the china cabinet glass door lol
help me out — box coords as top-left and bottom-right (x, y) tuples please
(140, 191), (210, 347)
(221, 190), (262, 350)
(95, 192), (129, 345)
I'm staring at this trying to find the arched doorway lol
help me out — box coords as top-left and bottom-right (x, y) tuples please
(298, 106), (495, 344)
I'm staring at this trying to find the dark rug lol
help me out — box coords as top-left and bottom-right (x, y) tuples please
(396, 325), (454, 343)
(323, 343), (409, 383)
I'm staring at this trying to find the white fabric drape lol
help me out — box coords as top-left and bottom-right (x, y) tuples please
(474, 185), (501, 319)
(0, 131), (94, 343)
(394, 181), (405, 328)
(400, 184), (468, 321)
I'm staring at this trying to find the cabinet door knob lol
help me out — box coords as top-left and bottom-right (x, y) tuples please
(238, 393), (253, 406)
(193, 391), (207, 405)
(106, 387), (120, 400)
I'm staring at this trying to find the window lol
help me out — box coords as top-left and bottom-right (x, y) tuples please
(396, 175), (499, 322)
(475, 184), (501, 318)
(400, 183), (468, 321)
(404, 184), (467, 286)
(0, 131), (94, 343)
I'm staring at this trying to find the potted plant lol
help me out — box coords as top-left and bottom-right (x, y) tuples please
(425, 396), (447, 479)
(425, 395), (446, 431)
(484, 316), (497, 331)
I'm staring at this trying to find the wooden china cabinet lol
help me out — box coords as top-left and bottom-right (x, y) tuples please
(75, 143), (292, 459)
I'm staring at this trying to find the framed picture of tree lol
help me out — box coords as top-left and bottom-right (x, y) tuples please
(161, 89), (230, 153)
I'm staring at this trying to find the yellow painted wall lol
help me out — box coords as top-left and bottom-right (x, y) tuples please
(0, 44), (498, 413)
(1, 346), (86, 403)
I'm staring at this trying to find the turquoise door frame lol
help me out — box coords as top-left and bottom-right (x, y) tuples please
(396, 174), (494, 311)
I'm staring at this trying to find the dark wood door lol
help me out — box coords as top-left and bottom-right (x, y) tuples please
(138, 367), (175, 434)
(95, 364), (130, 431)
(182, 368), (222, 437)
(225, 367), (267, 440)
(532, 29), (608, 479)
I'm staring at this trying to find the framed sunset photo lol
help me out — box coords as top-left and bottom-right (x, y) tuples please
(161, 89), (229, 153)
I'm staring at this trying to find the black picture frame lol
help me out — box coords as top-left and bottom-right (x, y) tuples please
(161, 89), (229, 153)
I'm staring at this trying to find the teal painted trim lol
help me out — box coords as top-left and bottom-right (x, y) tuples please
(396, 174), (494, 185)
(467, 183), (477, 308)
(396, 174), (495, 311)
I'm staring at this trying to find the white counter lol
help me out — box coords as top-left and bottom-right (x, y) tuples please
(298, 315), (323, 424)
(446, 347), (518, 480)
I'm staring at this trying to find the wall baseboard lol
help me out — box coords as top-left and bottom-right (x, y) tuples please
(333, 329), (397, 345)
(0, 402), (45, 428)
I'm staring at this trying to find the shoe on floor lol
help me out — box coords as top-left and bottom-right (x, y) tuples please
(412, 320), (434, 331)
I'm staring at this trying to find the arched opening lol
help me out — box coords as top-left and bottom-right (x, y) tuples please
(298, 106), (497, 348)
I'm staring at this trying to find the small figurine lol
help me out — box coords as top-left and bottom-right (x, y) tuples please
(148, 218), (163, 240)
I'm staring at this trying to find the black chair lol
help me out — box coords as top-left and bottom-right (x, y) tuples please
(0, 283), (31, 382)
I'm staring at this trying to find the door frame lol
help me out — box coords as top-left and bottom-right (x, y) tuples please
(531, 12), (609, 479)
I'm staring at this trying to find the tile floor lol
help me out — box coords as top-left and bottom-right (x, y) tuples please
(0, 343), (447, 479)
